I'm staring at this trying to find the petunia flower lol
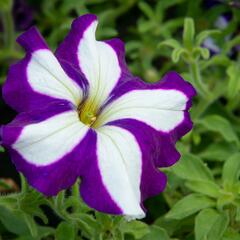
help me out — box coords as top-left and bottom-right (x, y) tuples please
(1, 14), (196, 219)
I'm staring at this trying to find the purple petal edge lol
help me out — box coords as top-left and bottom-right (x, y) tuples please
(108, 119), (168, 204)
(55, 14), (132, 98)
(3, 26), (84, 112)
(2, 105), (122, 214)
(107, 71), (196, 110)
(55, 14), (97, 91)
(17, 26), (48, 52)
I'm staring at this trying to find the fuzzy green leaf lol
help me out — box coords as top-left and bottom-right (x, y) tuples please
(222, 153), (240, 185)
(158, 39), (181, 49)
(195, 30), (221, 46)
(236, 206), (240, 222)
(0, 206), (29, 235)
(207, 211), (229, 240)
(0, 146), (4, 152)
(185, 180), (220, 198)
(171, 47), (187, 63)
(199, 115), (239, 144)
(23, 214), (38, 238)
(171, 153), (214, 182)
(56, 222), (75, 240)
(120, 220), (149, 239)
(0, 0), (12, 11)
(199, 142), (237, 161)
(195, 209), (229, 240)
(138, 2), (154, 19)
(226, 64), (240, 100)
(141, 226), (170, 240)
(183, 18), (195, 49)
(192, 47), (210, 60)
(222, 229), (240, 240)
(166, 194), (215, 220)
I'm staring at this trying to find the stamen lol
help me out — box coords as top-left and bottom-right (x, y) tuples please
(78, 101), (98, 127)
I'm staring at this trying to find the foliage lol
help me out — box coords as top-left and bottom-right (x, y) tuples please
(1, 0), (240, 239)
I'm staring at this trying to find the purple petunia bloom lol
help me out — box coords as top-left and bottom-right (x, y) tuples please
(1, 14), (196, 219)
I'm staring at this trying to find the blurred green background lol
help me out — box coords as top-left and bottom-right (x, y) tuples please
(1, 0), (240, 239)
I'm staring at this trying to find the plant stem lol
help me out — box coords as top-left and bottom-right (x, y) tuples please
(72, 179), (80, 212)
(1, 9), (15, 50)
(72, 179), (80, 198)
(20, 173), (28, 193)
(189, 60), (209, 98)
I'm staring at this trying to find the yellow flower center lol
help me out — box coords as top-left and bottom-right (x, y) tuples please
(78, 100), (98, 127)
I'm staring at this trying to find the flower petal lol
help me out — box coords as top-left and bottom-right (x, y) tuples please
(1, 103), (89, 194)
(56, 14), (126, 107)
(79, 130), (123, 215)
(88, 124), (167, 219)
(7, 113), (88, 167)
(96, 125), (145, 218)
(78, 20), (122, 106)
(98, 72), (196, 133)
(95, 72), (195, 169)
(3, 27), (82, 112)
(55, 14), (97, 77)
(108, 118), (181, 168)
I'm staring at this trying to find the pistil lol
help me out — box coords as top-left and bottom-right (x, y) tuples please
(78, 101), (98, 127)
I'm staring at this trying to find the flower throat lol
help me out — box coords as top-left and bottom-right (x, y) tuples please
(78, 100), (98, 127)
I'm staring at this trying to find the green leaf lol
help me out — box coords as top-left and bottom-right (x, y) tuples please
(19, 189), (48, 224)
(183, 18), (195, 49)
(23, 214), (38, 238)
(138, 2), (154, 19)
(158, 0), (184, 11)
(195, 30), (221, 46)
(207, 211), (229, 240)
(226, 64), (240, 100)
(138, 21), (156, 33)
(171, 153), (214, 182)
(37, 226), (55, 239)
(154, 217), (190, 237)
(185, 180), (220, 198)
(96, 27), (118, 38)
(112, 228), (124, 240)
(73, 213), (99, 230)
(200, 48), (210, 60)
(195, 209), (219, 240)
(0, 146), (4, 152)
(70, 214), (94, 237)
(56, 222), (75, 240)
(236, 206), (240, 222)
(199, 115), (239, 144)
(125, 41), (141, 53)
(158, 39), (181, 50)
(171, 48), (187, 63)
(0, 0), (12, 11)
(199, 142), (237, 161)
(166, 194), (215, 220)
(141, 226), (170, 240)
(195, 209), (229, 240)
(201, 54), (231, 69)
(217, 192), (235, 209)
(222, 153), (240, 185)
(224, 35), (240, 53)
(0, 206), (29, 235)
(222, 228), (240, 240)
(192, 47), (210, 60)
(120, 220), (149, 239)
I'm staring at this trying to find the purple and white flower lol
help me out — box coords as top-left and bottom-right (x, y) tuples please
(1, 14), (196, 219)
